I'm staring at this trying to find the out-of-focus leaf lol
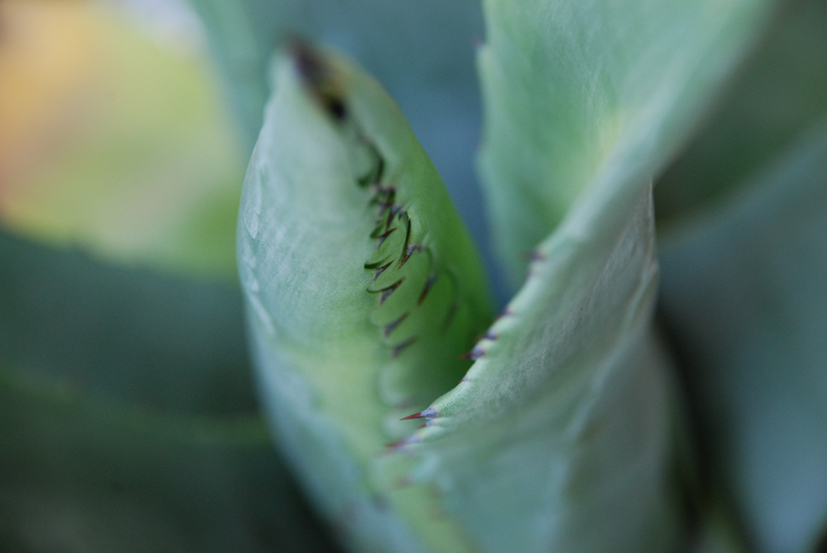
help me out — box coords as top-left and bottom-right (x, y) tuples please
(656, 1), (827, 552)
(660, 122), (827, 553)
(656, 0), (827, 546)
(0, 0), (245, 280)
(0, 229), (253, 414)
(399, 181), (681, 553)
(0, 229), (340, 552)
(476, 0), (777, 289)
(238, 45), (492, 552)
(655, 0), (827, 227)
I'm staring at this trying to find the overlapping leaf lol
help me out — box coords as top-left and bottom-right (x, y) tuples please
(238, 45), (492, 553)
(477, 0), (777, 289)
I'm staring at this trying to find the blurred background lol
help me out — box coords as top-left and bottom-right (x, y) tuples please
(0, 0), (486, 550)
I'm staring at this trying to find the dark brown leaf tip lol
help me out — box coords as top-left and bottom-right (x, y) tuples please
(289, 38), (347, 121)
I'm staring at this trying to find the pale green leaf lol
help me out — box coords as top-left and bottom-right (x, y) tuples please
(398, 179), (682, 553)
(660, 121), (827, 553)
(656, 2), (827, 549)
(0, 229), (338, 552)
(238, 45), (492, 553)
(477, 0), (776, 289)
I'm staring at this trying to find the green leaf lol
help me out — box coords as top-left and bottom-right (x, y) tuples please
(190, 0), (497, 293)
(238, 44), (493, 552)
(0, 229), (338, 552)
(476, 0), (777, 290)
(657, 1), (827, 548)
(655, 0), (827, 228)
(398, 180), (682, 553)
(660, 121), (827, 553)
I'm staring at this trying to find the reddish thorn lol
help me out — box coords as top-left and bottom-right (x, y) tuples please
(459, 347), (484, 361)
(401, 406), (437, 421)
(495, 308), (512, 321)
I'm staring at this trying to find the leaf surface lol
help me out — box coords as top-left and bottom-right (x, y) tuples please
(238, 44), (492, 553)
(399, 178), (682, 553)
(477, 0), (777, 289)
(657, 2), (827, 548)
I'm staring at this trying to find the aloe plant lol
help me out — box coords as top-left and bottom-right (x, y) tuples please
(3, 0), (827, 551)
(232, 0), (827, 552)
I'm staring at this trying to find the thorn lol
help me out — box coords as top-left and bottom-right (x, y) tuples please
(383, 313), (409, 338)
(475, 330), (498, 341)
(401, 406), (437, 421)
(495, 307), (512, 321)
(374, 262), (393, 281)
(364, 257), (390, 270)
(398, 218), (413, 266)
(418, 274), (438, 305)
(376, 227), (397, 248)
(391, 336), (418, 358)
(385, 208), (396, 231)
(399, 244), (421, 267)
(459, 346), (484, 361)
(441, 301), (459, 330)
(372, 278), (403, 304)
(461, 376), (473, 383)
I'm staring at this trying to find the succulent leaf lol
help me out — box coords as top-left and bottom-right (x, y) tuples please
(398, 179), (682, 553)
(477, 0), (777, 290)
(238, 44), (492, 552)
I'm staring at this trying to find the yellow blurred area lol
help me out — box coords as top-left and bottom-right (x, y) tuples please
(0, 1), (97, 190)
(0, 0), (245, 281)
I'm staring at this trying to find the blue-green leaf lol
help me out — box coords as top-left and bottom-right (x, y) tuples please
(477, 0), (776, 290)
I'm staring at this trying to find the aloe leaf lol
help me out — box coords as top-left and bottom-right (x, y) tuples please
(660, 121), (827, 553)
(0, 230), (338, 552)
(188, 0), (500, 293)
(477, 0), (777, 290)
(238, 44), (492, 552)
(655, 0), (827, 228)
(0, 2), (244, 280)
(655, 1), (827, 547)
(394, 177), (681, 552)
